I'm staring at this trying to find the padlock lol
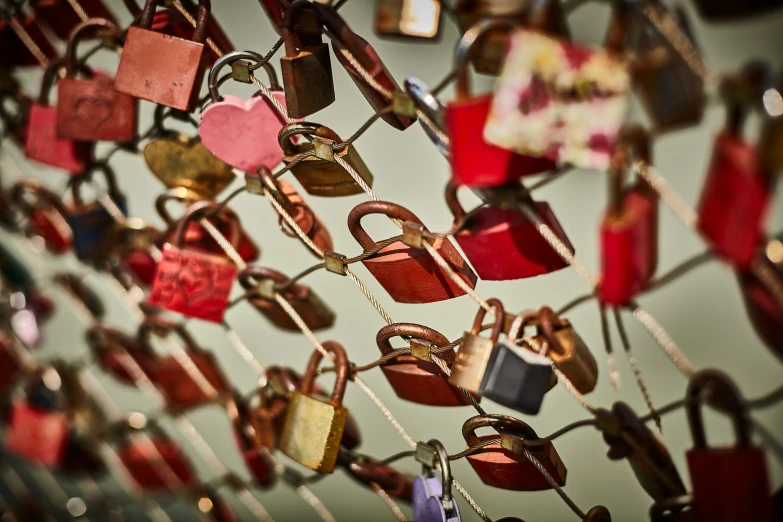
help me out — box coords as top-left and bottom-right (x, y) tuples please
(0, 10), (58, 68)
(446, 182), (573, 279)
(145, 104), (235, 199)
(114, 0), (211, 111)
(112, 220), (163, 287)
(338, 448), (414, 502)
(650, 496), (696, 522)
(537, 307), (598, 394)
(376, 322), (475, 406)
(626, 2), (705, 132)
(691, 0), (783, 21)
(584, 506), (613, 521)
(0, 89), (32, 147)
(600, 126), (659, 306)
(738, 237), (783, 360)
(279, 341), (350, 473)
(149, 201), (238, 322)
(463, 414), (567, 491)
(375, 0), (442, 40)
(348, 200), (477, 303)
(226, 394), (276, 488)
(5, 398), (70, 468)
(413, 440), (461, 522)
(480, 309), (553, 415)
(9, 179), (73, 253)
(25, 59), (94, 173)
(446, 20), (555, 187)
(136, 316), (229, 409)
(200, 51), (290, 172)
(87, 324), (151, 386)
(449, 299), (504, 393)
(279, 122), (374, 197)
(484, 3), (631, 172)
(238, 266), (335, 332)
(404, 76), (449, 158)
(30, 0), (117, 40)
(279, 0), (335, 118)
(686, 370), (774, 522)
(697, 68), (773, 269)
(56, 19), (137, 143)
(65, 162), (128, 262)
(601, 402), (687, 502)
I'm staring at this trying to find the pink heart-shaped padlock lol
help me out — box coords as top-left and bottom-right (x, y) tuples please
(199, 92), (289, 172)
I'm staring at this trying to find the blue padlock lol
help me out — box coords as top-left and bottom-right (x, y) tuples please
(413, 440), (461, 522)
(66, 163), (128, 261)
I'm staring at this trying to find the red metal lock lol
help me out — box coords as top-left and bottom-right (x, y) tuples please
(25, 59), (94, 173)
(446, 182), (573, 280)
(113, 221), (163, 287)
(87, 324), (153, 386)
(149, 201), (238, 323)
(5, 400), (69, 468)
(136, 316), (229, 409)
(348, 200), (477, 304)
(9, 179), (73, 253)
(463, 414), (567, 491)
(30, 0), (117, 40)
(600, 126), (659, 306)
(338, 448), (414, 502)
(445, 21), (555, 187)
(56, 19), (137, 143)
(376, 322), (475, 406)
(226, 394), (276, 488)
(0, 12), (58, 68)
(238, 266), (335, 332)
(115, 0), (211, 111)
(738, 240), (783, 361)
(686, 370), (774, 522)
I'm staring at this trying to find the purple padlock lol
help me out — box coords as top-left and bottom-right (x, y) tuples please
(413, 440), (461, 522)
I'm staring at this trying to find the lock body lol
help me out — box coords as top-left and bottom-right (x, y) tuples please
(29, 209), (73, 253)
(145, 3), (233, 66)
(541, 322), (598, 395)
(413, 475), (461, 522)
(5, 401), (69, 468)
(68, 195), (127, 261)
(119, 438), (194, 492)
(283, 142), (373, 197)
(280, 44), (335, 118)
(479, 342), (552, 415)
(56, 77), (137, 142)
(25, 104), (93, 173)
(149, 351), (227, 410)
(449, 332), (494, 393)
(381, 355), (475, 406)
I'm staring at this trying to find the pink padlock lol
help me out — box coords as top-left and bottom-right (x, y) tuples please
(199, 51), (290, 172)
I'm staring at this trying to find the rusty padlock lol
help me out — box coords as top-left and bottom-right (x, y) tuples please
(56, 18), (137, 143)
(279, 122), (374, 197)
(600, 126), (659, 306)
(0, 9), (59, 68)
(30, 0), (117, 40)
(115, 0), (211, 111)
(348, 200), (477, 303)
(9, 179), (73, 253)
(446, 20), (555, 188)
(446, 182), (573, 280)
(738, 237), (783, 361)
(376, 322), (475, 407)
(25, 59), (94, 173)
(226, 393), (277, 488)
(338, 447), (414, 502)
(238, 266), (335, 332)
(463, 414), (567, 491)
(375, 0), (442, 40)
(537, 307), (598, 395)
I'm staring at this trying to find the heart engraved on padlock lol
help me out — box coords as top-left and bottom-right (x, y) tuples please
(10, 179), (73, 253)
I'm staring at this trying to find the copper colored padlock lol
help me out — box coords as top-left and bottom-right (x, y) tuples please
(115, 0), (211, 111)
(537, 307), (598, 395)
(226, 394), (276, 488)
(238, 266), (335, 332)
(0, 11), (59, 68)
(738, 238), (783, 361)
(56, 19), (137, 143)
(190, 488), (236, 522)
(348, 200), (477, 304)
(9, 179), (73, 253)
(376, 322), (475, 406)
(30, 0), (117, 40)
(463, 414), (567, 491)
(446, 20), (555, 187)
(338, 448), (414, 502)
(447, 182), (573, 280)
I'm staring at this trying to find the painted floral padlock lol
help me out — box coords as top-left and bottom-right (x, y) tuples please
(200, 51), (290, 172)
(484, 1), (631, 171)
(149, 201), (238, 322)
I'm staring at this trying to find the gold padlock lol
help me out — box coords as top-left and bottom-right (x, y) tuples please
(278, 341), (349, 473)
(449, 299), (505, 393)
(536, 307), (598, 394)
(278, 123), (374, 197)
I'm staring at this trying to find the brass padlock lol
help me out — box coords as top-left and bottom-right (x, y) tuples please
(278, 122), (374, 197)
(449, 299), (505, 393)
(536, 307), (598, 395)
(278, 341), (350, 473)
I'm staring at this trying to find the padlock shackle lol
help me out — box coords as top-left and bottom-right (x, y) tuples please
(68, 162), (124, 209)
(347, 200), (424, 251)
(424, 439), (454, 507)
(207, 50), (280, 103)
(38, 59), (65, 106)
(282, 0), (319, 57)
(137, 315), (202, 358)
(506, 308), (540, 341)
(170, 200), (243, 251)
(155, 187), (202, 226)
(299, 340), (349, 408)
(139, 0), (211, 43)
(537, 306), (569, 357)
(469, 298), (504, 341)
(686, 369), (751, 450)
(462, 414), (539, 447)
(252, 168), (299, 216)
(237, 266), (309, 301)
(455, 19), (514, 100)
(64, 18), (120, 78)
(277, 122), (341, 157)
(375, 322), (455, 365)
(9, 179), (70, 219)
(584, 505), (613, 522)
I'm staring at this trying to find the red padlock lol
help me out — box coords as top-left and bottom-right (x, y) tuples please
(0, 11), (58, 68)
(348, 200), (477, 304)
(686, 370), (774, 522)
(446, 182), (573, 280)
(56, 19), (137, 143)
(9, 179), (73, 253)
(25, 59), (94, 173)
(445, 20), (555, 187)
(600, 126), (659, 306)
(463, 414), (567, 491)
(226, 394), (276, 488)
(376, 322), (475, 406)
(0, 88), (32, 148)
(114, 221), (163, 287)
(115, 0), (211, 111)
(30, 0), (117, 40)
(738, 239), (783, 361)
(338, 448), (414, 502)
(149, 201), (238, 323)
(5, 399), (69, 467)
(238, 266), (335, 332)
